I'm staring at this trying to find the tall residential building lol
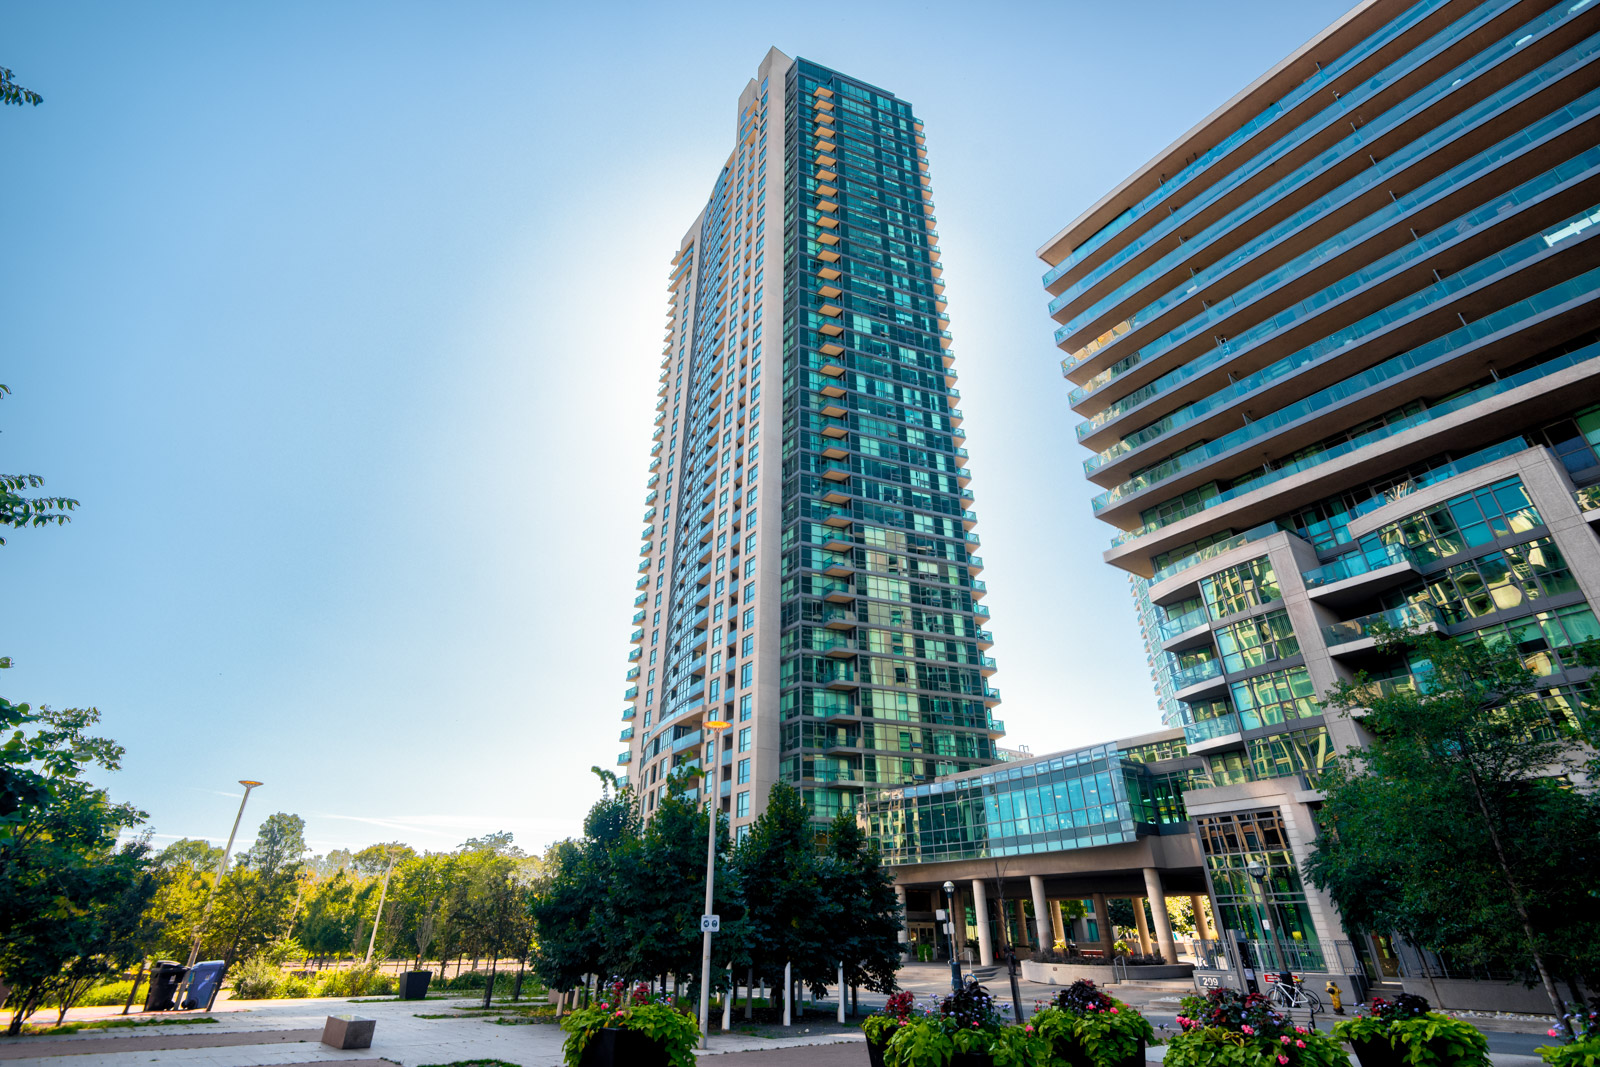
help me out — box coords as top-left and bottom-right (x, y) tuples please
(1040, 0), (1600, 973)
(620, 49), (1003, 837)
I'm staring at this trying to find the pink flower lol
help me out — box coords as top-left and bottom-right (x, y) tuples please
(1242, 1025), (1255, 1035)
(1111, 1008), (1120, 1014)
(1297, 1040), (1307, 1048)
(1025, 1026), (1034, 1033)
(1294, 1026), (1307, 1034)
(1282, 1036), (1291, 1045)
(1278, 1057), (1289, 1065)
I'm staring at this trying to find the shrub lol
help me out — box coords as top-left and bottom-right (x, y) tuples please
(1170, 988), (1348, 1067)
(863, 990), (916, 1049)
(1031, 979), (1156, 1067)
(561, 983), (699, 1067)
(231, 958), (284, 1000)
(1332, 993), (1490, 1067)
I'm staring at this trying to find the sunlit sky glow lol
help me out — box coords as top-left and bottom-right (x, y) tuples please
(3, 0), (1353, 856)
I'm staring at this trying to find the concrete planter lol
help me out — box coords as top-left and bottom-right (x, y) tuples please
(1021, 959), (1194, 985)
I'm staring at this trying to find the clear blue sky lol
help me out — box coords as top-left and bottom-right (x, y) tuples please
(2, 0), (1353, 857)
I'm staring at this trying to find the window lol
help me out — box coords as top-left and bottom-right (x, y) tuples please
(738, 727), (752, 752)
(742, 634), (754, 656)
(1201, 557), (1279, 620)
(736, 791), (750, 818)
(1216, 609), (1299, 672)
(1372, 476), (1541, 564)
(1229, 667), (1318, 730)
(737, 759), (750, 784)
(740, 695), (753, 721)
(741, 663), (753, 688)
(1416, 537), (1578, 623)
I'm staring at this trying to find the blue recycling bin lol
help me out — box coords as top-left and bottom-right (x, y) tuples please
(181, 960), (226, 1010)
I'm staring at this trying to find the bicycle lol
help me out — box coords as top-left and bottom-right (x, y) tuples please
(1266, 975), (1323, 1016)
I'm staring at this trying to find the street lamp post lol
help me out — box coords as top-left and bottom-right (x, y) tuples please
(186, 780), (263, 970)
(364, 846), (398, 964)
(1246, 860), (1290, 979)
(942, 881), (961, 993)
(697, 719), (732, 1049)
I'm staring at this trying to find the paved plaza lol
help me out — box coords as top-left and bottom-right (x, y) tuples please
(0, 966), (1560, 1066)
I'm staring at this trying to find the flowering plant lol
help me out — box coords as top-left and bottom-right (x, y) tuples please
(1167, 988), (1347, 1067)
(1331, 993), (1488, 1067)
(560, 978), (700, 1067)
(882, 982), (1047, 1067)
(1031, 979), (1157, 1067)
(864, 990), (919, 1049)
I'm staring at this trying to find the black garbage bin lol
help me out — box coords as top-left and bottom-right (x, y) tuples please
(144, 961), (188, 1012)
(399, 970), (432, 1000)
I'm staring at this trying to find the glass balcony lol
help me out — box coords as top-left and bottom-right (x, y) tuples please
(1052, 0), (1581, 329)
(1157, 605), (1209, 642)
(1093, 233), (1600, 513)
(1111, 326), (1600, 541)
(1080, 142), (1600, 443)
(1042, 0), (1444, 287)
(672, 730), (703, 753)
(1183, 712), (1242, 747)
(619, 726), (634, 741)
(628, 648), (641, 662)
(634, 593), (647, 607)
(624, 686), (638, 700)
(1171, 657), (1222, 691)
(616, 751), (632, 765)
(632, 610), (646, 625)
(630, 628), (644, 644)
(625, 667), (640, 681)
(987, 718), (1005, 735)
(621, 706), (635, 720)
(1322, 602), (1442, 648)
(1303, 541), (1415, 589)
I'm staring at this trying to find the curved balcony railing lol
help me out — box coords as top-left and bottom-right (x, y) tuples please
(1081, 141), (1600, 465)
(1041, 0), (1452, 287)
(1050, 0), (1557, 330)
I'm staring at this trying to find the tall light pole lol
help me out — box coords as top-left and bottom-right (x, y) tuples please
(697, 719), (731, 1048)
(364, 846), (398, 964)
(943, 881), (961, 993)
(186, 780), (263, 969)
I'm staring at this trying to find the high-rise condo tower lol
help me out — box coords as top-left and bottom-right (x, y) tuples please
(621, 49), (1004, 836)
(1040, 0), (1600, 972)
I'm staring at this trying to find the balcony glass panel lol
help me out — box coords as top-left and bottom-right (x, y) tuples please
(1322, 601), (1442, 646)
(1303, 541), (1416, 588)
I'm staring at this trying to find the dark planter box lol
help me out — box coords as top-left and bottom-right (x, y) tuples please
(951, 1053), (994, 1067)
(1349, 1037), (1405, 1067)
(398, 971), (432, 1001)
(868, 1036), (887, 1067)
(579, 1027), (671, 1067)
(1053, 1036), (1146, 1067)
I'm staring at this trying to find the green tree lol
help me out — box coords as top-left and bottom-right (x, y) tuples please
(394, 852), (456, 968)
(0, 386), (76, 547)
(0, 706), (161, 1033)
(529, 778), (639, 993)
(818, 811), (901, 1000)
(729, 782), (827, 1006)
(1, 68), (42, 107)
(1304, 627), (1600, 1030)
(207, 813), (307, 966)
(611, 773), (730, 991)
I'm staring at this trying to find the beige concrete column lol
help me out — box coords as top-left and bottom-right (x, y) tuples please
(1133, 897), (1152, 954)
(1029, 876), (1050, 953)
(895, 886), (909, 958)
(1144, 868), (1177, 963)
(971, 880), (994, 967)
(1192, 895), (1212, 941)
(1049, 898), (1065, 948)
(1091, 892), (1113, 955)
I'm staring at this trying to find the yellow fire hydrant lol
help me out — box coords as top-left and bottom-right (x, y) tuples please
(1326, 980), (1344, 1015)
